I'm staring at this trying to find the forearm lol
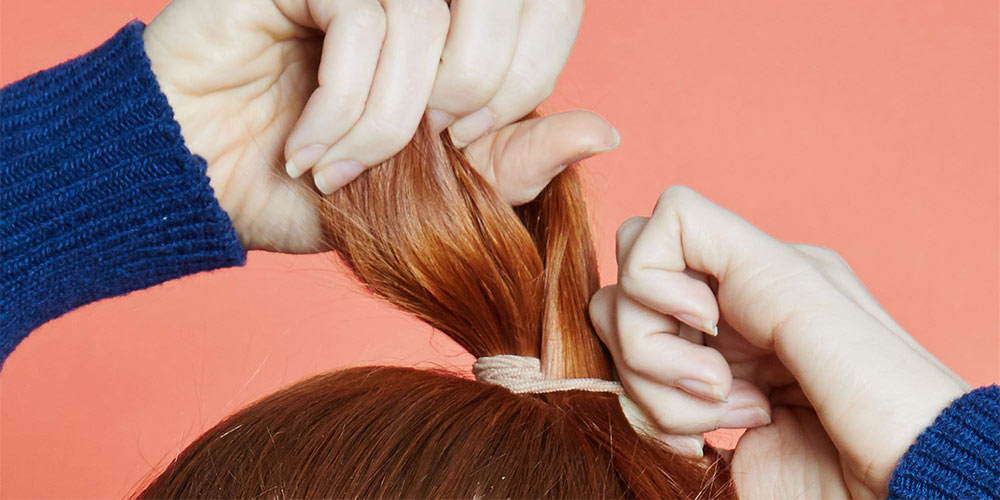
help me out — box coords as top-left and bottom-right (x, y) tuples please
(0, 21), (246, 367)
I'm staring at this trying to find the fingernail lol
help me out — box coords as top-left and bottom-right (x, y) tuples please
(449, 106), (496, 148)
(674, 313), (718, 336)
(313, 160), (365, 195)
(718, 407), (771, 429)
(657, 434), (704, 458)
(286, 144), (327, 179)
(581, 126), (622, 157)
(618, 393), (658, 438)
(676, 378), (727, 402)
(606, 126), (621, 150)
(427, 108), (455, 134)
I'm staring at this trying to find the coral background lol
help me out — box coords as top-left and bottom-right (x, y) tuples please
(2, 1), (997, 498)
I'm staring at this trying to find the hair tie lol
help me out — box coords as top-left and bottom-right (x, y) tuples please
(475, 356), (661, 445)
(473, 355), (624, 395)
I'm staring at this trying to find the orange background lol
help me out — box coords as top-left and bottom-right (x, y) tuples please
(2, 1), (998, 498)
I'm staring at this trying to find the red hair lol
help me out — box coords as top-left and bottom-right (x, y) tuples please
(137, 114), (735, 499)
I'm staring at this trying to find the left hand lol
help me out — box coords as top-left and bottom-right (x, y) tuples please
(589, 220), (858, 498)
(589, 187), (969, 498)
(593, 283), (855, 498)
(143, 0), (588, 253)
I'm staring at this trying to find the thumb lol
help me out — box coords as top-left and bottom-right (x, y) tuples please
(463, 110), (620, 205)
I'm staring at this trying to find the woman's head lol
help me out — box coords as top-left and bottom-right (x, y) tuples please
(137, 114), (734, 498)
(139, 366), (732, 498)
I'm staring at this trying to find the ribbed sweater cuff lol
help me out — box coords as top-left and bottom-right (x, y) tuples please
(888, 385), (1000, 499)
(1, 21), (246, 365)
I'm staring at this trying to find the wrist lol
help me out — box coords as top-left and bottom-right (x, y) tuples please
(141, 26), (245, 242)
(1, 20), (246, 355)
(775, 300), (969, 492)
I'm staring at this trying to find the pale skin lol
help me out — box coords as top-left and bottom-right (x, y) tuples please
(143, 0), (590, 253)
(142, 1), (969, 498)
(590, 186), (972, 499)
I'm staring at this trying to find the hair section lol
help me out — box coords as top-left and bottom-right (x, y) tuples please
(137, 115), (735, 499)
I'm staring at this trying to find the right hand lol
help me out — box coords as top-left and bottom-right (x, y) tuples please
(589, 186), (970, 497)
(145, 0), (588, 253)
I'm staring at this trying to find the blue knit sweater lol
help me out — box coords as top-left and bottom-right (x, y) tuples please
(1, 21), (997, 499)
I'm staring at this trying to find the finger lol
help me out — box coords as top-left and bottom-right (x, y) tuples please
(426, 0), (523, 132)
(678, 270), (713, 343)
(588, 285), (621, 352)
(657, 434), (706, 459)
(283, 0), (387, 178)
(591, 286), (731, 402)
(733, 408), (852, 500)
(619, 395), (706, 458)
(615, 216), (719, 344)
(626, 377), (772, 435)
(619, 186), (789, 336)
(677, 323), (704, 345)
(448, 0), (584, 147)
(614, 213), (720, 336)
(782, 407), (856, 490)
(615, 216), (649, 271)
(769, 383), (812, 408)
(612, 288), (731, 402)
(721, 346), (797, 393)
(310, 0), (450, 194)
(463, 110), (619, 205)
(620, 258), (718, 337)
(619, 187), (970, 490)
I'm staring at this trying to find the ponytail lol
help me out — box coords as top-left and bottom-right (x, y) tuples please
(137, 115), (736, 499)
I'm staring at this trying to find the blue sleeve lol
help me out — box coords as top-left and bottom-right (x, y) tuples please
(889, 385), (1000, 499)
(0, 20), (246, 367)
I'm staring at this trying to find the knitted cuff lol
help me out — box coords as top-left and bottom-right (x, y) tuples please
(888, 385), (1000, 499)
(1, 20), (246, 364)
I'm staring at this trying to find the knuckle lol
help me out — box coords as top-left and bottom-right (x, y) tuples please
(616, 216), (647, 243)
(615, 325), (651, 375)
(529, 77), (558, 104)
(367, 115), (420, 153)
(559, 0), (586, 22)
(383, 122), (419, 150)
(617, 270), (642, 298)
(822, 247), (847, 266)
(657, 185), (697, 207)
(795, 244), (847, 269)
(349, 1), (387, 33)
(439, 64), (501, 111)
(227, 3), (266, 28)
(588, 286), (616, 337)
(394, 0), (450, 31)
(618, 341), (643, 371)
(321, 89), (366, 123)
(588, 286), (615, 314)
(505, 67), (558, 107)
(651, 413), (679, 432)
(540, 0), (585, 29)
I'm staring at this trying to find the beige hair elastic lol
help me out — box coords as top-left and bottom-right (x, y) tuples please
(472, 354), (624, 395)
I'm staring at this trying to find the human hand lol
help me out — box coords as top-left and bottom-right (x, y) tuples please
(142, 0), (589, 253)
(589, 186), (970, 497)
(729, 406), (854, 499)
